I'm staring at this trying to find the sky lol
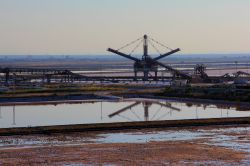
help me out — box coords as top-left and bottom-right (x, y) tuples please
(0, 0), (250, 55)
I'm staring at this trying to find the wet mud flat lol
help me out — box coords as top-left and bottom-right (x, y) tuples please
(0, 125), (250, 165)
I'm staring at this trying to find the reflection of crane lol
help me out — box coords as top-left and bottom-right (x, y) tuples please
(109, 100), (180, 121)
(12, 105), (16, 125)
(107, 35), (191, 81)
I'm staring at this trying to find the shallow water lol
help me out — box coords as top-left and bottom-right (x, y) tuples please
(0, 126), (250, 155)
(96, 127), (250, 154)
(96, 130), (205, 143)
(0, 99), (250, 128)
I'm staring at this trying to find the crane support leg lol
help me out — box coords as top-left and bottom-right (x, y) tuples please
(5, 72), (9, 86)
(134, 71), (137, 81)
(143, 71), (149, 81)
(155, 71), (158, 81)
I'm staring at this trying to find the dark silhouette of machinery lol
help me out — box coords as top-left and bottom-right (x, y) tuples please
(0, 68), (86, 86)
(194, 64), (208, 79)
(234, 71), (250, 78)
(108, 100), (180, 121)
(191, 64), (212, 83)
(107, 35), (191, 81)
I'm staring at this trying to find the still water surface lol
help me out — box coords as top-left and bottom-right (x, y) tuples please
(0, 99), (250, 128)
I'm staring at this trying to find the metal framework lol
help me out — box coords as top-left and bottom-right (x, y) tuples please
(0, 68), (86, 86)
(194, 64), (209, 79)
(0, 67), (178, 86)
(107, 34), (191, 81)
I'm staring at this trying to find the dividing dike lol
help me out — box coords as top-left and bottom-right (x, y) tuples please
(0, 117), (250, 136)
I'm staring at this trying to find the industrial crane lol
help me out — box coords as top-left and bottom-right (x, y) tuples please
(107, 35), (191, 81)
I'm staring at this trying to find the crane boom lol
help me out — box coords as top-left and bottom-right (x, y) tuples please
(153, 101), (181, 111)
(153, 48), (180, 61)
(109, 102), (141, 118)
(107, 48), (140, 62)
(154, 61), (191, 79)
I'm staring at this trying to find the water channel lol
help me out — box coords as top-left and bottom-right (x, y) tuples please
(0, 99), (250, 128)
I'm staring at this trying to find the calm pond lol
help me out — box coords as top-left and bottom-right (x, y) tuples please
(0, 99), (250, 128)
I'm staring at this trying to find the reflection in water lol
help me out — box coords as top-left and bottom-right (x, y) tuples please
(109, 101), (180, 121)
(186, 102), (250, 112)
(0, 99), (250, 128)
(12, 106), (16, 126)
(101, 102), (103, 120)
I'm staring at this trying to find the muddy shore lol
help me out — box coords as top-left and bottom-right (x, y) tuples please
(0, 125), (249, 165)
(0, 141), (246, 165)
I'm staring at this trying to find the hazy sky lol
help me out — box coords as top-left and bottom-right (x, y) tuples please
(0, 0), (250, 55)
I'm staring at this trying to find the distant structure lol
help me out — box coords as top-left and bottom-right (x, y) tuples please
(191, 64), (210, 83)
(107, 34), (191, 81)
(0, 68), (85, 86)
(194, 64), (208, 79)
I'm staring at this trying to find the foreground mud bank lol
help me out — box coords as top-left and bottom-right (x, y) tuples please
(0, 141), (246, 165)
(1, 125), (249, 165)
(1, 117), (250, 136)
